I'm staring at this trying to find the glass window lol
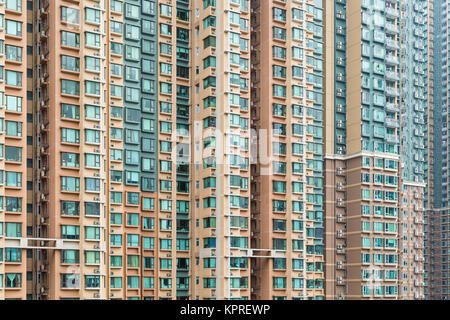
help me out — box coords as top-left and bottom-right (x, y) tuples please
(5, 121), (22, 137)
(61, 152), (79, 168)
(61, 128), (80, 143)
(61, 103), (80, 120)
(61, 31), (80, 47)
(61, 55), (80, 72)
(85, 105), (100, 120)
(5, 45), (22, 62)
(6, 19), (22, 36)
(61, 176), (80, 192)
(61, 79), (80, 95)
(61, 201), (80, 216)
(5, 70), (22, 87)
(85, 7), (101, 24)
(61, 6), (80, 23)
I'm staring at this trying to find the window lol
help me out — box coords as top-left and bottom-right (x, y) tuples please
(111, 42), (123, 55)
(61, 79), (80, 95)
(5, 171), (21, 187)
(5, 45), (22, 62)
(85, 251), (100, 264)
(85, 275), (100, 288)
(5, 70), (22, 87)
(111, 128), (123, 140)
(5, 273), (22, 288)
(61, 225), (79, 240)
(273, 27), (286, 40)
(61, 201), (80, 216)
(61, 128), (80, 144)
(203, 36), (216, 49)
(110, 234), (122, 246)
(127, 192), (139, 205)
(5, 120), (21, 137)
(127, 234), (139, 247)
(61, 152), (79, 168)
(111, 106), (123, 119)
(6, 197), (21, 212)
(111, 256), (122, 267)
(85, 129), (100, 144)
(110, 0), (123, 12)
(85, 8), (101, 24)
(61, 31), (80, 48)
(85, 226), (100, 240)
(111, 21), (123, 34)
(273, 7), (286, 21)
(85, 81), (100, 96)
(61, 55), (80, 72)
(85, 56), (100, 72)
(61, 6), (80, 23)
(6, 19), (22, 36)
(85, 178), (100, 192)
(61, 103), (80, 120)
(125, 24), (140, 40)
(84, 154), (100, 169)
(85, 105), (100, 120)
(160, 23), (172, 36)
(5, 146), (21, 162)
(61, 250), (79, 264)
(61, 176), (79, 192)
(85, 202), (100, 217)
(111, 213), (122, 225)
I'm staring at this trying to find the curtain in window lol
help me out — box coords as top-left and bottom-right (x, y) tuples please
(6, 273), (20, 288)
(127, 255), (139, 267)
(127, 276), (139, 288)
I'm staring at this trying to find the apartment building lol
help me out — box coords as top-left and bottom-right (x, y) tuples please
(250, 0), (325, 300)
(426, 0), (450, 300)
(0, 0), (446, 301)
(324, 0), (403, 299)
(398, 0), (428, 300)
(0, 0), (30, 300)
(33, 0), (190, 300)
(191, 0), (252, 300)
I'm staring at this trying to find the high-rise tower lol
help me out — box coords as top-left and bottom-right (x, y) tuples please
(324, 0), (403, 299)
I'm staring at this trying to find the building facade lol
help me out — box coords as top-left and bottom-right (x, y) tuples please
(426, 0), (450, 300)
(324, 0), (403, 300)
(0, 0), (447, 300)
(250, 0), (325, 299)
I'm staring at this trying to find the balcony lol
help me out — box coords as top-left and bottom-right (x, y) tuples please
(385, 71), (399, 81)
(385, 55), (399, 65)
(385, 134), (399, 144)
(385, 118), (400, 128)
(386, 38), (399, 49)
(385, 102), (399, 113)
(385, 7), (399, 18)
(385, 23), (399, 34)
(385, 87), (400, 96)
